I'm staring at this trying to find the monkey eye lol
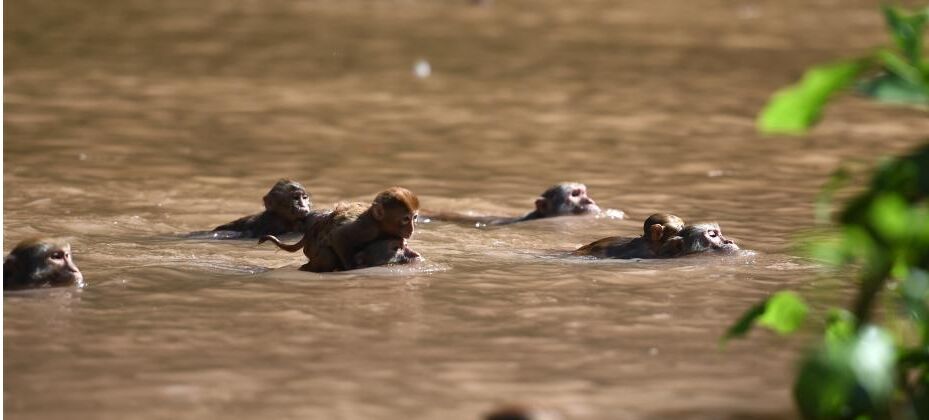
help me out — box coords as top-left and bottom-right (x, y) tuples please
(571, 189), (582, 197)
(413, 214), (419, 221)
(708, 230), (719, 238)
(50, 251), (65, 260)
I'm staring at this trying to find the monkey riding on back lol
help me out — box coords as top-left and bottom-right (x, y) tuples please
(260, 187), (422, 272)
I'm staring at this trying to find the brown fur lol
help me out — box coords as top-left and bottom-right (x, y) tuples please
(574, 213), (684, 259)
(213, 179), (312, 239)
(260, 187), (420, 272)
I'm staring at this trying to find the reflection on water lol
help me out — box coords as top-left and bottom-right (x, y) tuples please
(5, 0), (929, 419)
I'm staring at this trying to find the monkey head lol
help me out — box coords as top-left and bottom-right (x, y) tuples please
(643, 213), (685, 245)
(370, 187), (420, 239)
(535, 183), (601, 217)
(263, 179), (312, 222)
(354, 239), (422, 268)
(4, 238), (84, 290)
(660, 223), (739, 257)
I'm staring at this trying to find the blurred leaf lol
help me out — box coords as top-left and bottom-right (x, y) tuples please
(901, 268), (929, 344)
(825, 309), (856, 345)
(868, 193), (911, 242)
(794, 344), (855, 419)
(882, 5), (928, 70)
(858, 72), (929, 105)
(816, 167), (852, 224)
(875, 48), (926, 89)
(759, 292), (809, 335)
(850, 326), (896, 405)
(721, 291), (808, 343)
(758, 60), (867, 135)
(721, 299), (768, 344)
(794, 327), (896, 419)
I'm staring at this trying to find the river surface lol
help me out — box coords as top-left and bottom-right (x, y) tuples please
(5, 1), (929, 419)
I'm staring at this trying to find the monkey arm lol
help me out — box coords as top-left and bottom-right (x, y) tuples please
(328, 223), (378, 271)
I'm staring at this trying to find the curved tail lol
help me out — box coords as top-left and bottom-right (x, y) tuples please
(258, 235), (305, 253)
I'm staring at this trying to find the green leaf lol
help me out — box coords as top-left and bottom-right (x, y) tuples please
(882, 5), (928, 70)
(758, 60), (867, 135)
(721, 291), (808, 344)
(824, 309), (856, 345)
(868, 193), (911, 241)
(849, 326), (896, 404)
(858, 72), (929, 105)
(758, 291), (809, 334)
(794, 345), (855, 419)
(721, 300), (767, 344)
(794, 326), (896, 419)
(874, 49), (926, 89)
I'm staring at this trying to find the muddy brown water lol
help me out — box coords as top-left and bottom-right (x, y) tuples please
(5, 0), (929, 419)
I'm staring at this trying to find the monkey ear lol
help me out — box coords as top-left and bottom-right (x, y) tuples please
(535, 198), (547, 214)
(648, 224), (664, 242)
(371, 203), (385, 220)
(262, 193), (273, 210)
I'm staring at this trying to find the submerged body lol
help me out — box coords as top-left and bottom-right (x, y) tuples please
(574, 213), (684, 259)
(422, 182), (603, 226)
(212, 179), (312, 238)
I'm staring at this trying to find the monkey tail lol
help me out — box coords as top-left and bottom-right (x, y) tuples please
(258, 235), (305, 253)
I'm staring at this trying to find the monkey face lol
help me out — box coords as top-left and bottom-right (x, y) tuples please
(658, 223), (739, 257)
(538, 183), (601, 217)
(40, 244), (85, 287)
(5, 240), (85, 289)
(264, 180), (312, 222)
(700, 226), (738, 252)
(376, 205), (417, 239)
(289, 189), (312, 218)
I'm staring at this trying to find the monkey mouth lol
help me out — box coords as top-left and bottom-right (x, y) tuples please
(50, 272), (84, 288)
(717, 243), (740, 253)
(574, 205), (601, 215)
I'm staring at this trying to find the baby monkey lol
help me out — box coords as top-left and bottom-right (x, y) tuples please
(573, 213), (684, 259)
(354, 238), (422, 269)
(4, 238), (84, 290)
(260, 186), (420, 272)
(213, 179), (312, 239)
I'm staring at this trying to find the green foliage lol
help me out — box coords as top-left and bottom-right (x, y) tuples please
(758, 5), (929, 135)
(722, 291), (808, 343)
(724, 144), (929, 418)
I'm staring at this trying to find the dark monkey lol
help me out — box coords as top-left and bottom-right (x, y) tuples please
(354, 238), (422, 268)
(422, 182), (601, 226)
(573, 213), (684, 259)
(260, 187), (420, 272)
(4, 238), (84, 290)
(659, 223), (739, 257)
(213, 179), (312, 238)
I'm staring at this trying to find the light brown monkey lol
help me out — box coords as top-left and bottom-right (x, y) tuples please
(421, 182), (601, 226)
(260, 187), (420, 272)
(573, 213), (684, 259)
(658, 223), (739, 257)
(212, 179), (312, 238)
(4, 238), (84, 290)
